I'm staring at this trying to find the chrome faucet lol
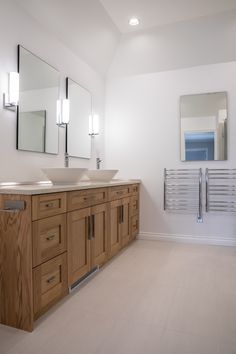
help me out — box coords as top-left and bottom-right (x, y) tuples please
(65, 152), (69, 167)
(96, 157), (102, 170)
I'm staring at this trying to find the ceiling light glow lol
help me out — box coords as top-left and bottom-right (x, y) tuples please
(129, 17), (140, 26)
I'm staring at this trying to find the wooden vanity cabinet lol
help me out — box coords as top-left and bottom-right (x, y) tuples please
(131, 184), (140, 239)
(0, 182), (139, 332)
(108, 185), (133, 257)
(67, 189), (108, 286)
(31, 193), (68, 322)
(0, 194), (33, 332)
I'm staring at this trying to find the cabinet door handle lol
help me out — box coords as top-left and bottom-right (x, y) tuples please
(88, 216), (92, 240)
(122, 205), (124, 223)
(92, 214), (95, 238)
(47, 275), (56, 284)
(118, 205), (122, 224)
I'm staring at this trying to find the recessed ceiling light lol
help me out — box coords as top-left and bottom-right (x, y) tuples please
(129, 17), (140, 26)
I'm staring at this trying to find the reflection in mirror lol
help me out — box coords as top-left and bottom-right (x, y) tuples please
(66, 78), (91, 159)
(180, 92), (227, 161)
(17, 45), (59, 154)
(18, 111), (46, 152)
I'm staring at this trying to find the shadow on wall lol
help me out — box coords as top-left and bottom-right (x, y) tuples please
(140, 182), (171, 234)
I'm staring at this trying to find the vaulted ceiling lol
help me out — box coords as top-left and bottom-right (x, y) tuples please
(100, 0), (236, 33)
(14, 0), (236, 75)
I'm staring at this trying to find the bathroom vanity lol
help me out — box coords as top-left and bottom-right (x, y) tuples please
(0, 181), (140, 331)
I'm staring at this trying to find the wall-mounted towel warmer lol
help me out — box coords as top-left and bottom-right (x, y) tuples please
(164, 168), (203, 222)
(206, 168), (236, 212)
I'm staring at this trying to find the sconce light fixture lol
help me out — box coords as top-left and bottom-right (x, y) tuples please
(3, 72), (19, 110)
(57, 99), (70, 126)
(89, 114), (99, 136)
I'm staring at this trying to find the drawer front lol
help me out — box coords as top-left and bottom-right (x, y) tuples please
(33, 253), (68, 319)
(131, 195), (139, 216)
(32, 214), (67, 267)
(132, 184), (139, 195)
(131, 215), (139, 237)
(68, 188), (108, 211)
(32, 193), (67, 221)
(109, 185), (132, 201)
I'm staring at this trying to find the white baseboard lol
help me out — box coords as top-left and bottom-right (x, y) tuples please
(137, 232), (236, 247)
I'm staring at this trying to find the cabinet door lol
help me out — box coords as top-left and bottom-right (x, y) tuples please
(121, 197), (131, 247)
(67, 208), (91, 285)
(109, 199), (122, 258)
(91, 203), (108, 268)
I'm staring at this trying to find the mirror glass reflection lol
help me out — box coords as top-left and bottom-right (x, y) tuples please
(66, 78), (92, 159)
(180, 92), (228, 161)
(17, 45), (59, 154)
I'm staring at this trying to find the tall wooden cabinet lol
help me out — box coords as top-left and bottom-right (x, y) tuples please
(0, 182), (140, 331)
(67, 201), (108, 286)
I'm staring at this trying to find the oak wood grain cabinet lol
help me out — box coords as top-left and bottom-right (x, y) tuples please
(0, 193), (68, 332)
(131, 184), (140, 239)
(108, 185), (139, 257)
(67, 198), (108, 286)
(0, 182), (139, 331)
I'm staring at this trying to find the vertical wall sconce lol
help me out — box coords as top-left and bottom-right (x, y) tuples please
(3, 72), (19, 109)
(89, 114), (99, 136)
(56, 99), (70, 126)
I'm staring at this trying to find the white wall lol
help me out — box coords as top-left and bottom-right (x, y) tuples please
(105, 61), (236, 244)
(0, 0), (105, 182)
(108, 10), (236, 77)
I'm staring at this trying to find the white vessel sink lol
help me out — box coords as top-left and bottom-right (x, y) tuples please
(42, 168), (88, 185)
(85, 169), (119, 182)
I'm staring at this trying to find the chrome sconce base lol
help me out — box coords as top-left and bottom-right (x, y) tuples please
(3, 93), (17, 111)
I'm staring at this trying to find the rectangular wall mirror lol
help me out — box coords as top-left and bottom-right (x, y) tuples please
(17, 45), (59, 154)
(66, 77), (92, 159)
(180, 92), (228, 161)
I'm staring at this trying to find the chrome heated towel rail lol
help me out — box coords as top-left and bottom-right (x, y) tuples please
(164, 168), (203, 222)
(206, 168), (236, 212)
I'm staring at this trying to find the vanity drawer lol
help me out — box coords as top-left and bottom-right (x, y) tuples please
(67, 188), (108, 211)
(131, 195), (139, 216)
(32, 193), (67, 221)
(131, 215), (139, 237)
(33, 253), (68, 320)
(132, 184), (139, 195)
(109, 185), (132, 201)
(32, 214), (67, 267)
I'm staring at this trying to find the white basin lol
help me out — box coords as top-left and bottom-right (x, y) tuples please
(42, 168), (88, 185)
(85, 169), (119, 182)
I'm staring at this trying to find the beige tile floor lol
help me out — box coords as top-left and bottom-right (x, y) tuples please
(1, 239), (236, 354)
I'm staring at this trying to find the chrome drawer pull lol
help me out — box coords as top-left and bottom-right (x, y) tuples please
(45, 202), (54, 208)
(0, 208), (21, 213)
(46, 234), (56, 241)
(0, 200), (26, 212)
(47, 276), (56, 284)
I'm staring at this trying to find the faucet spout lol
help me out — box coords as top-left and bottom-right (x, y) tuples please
(96, 157), (102, 170)
(65, 152), (69, 167)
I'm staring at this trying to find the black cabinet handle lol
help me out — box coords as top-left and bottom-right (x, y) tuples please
(92, 214), (95, 238)
(88, 215), (92, 240)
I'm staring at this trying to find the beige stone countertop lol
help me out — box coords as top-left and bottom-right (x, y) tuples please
(0, 179), (141, 195)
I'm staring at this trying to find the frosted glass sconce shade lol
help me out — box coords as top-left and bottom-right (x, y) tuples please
(57, 99), (70, 126)
(3, 72), (19, 109)
(89, 114), (99, 136)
